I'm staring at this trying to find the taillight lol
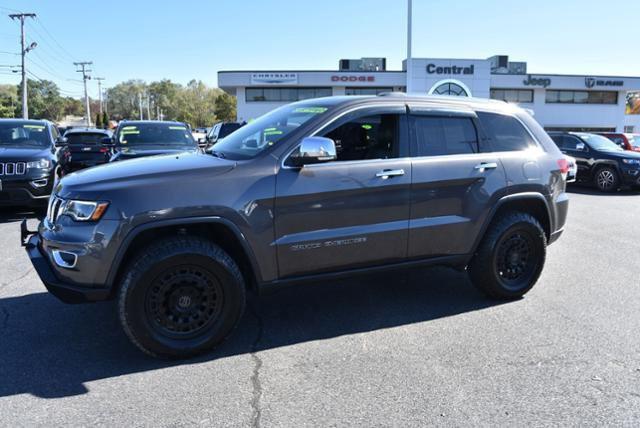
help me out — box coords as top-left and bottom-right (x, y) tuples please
(557, 158), (569, 174)
(100, 148), (109, 153)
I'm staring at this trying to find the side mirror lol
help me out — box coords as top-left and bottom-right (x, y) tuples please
(291, 137), (337, 166)
(575, 142), (586, 151)
(54, 137), (67, 147)
(101, 136), (115, 146)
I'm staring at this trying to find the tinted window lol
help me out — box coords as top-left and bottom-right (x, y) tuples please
(490, 89), (534, 103)
(322, 114), (400, 161)
(412, 116), (478, 156)
(66, 133), (107, 145)
(546, 90), (617, 104)
(219, 123), (241, 138)
(477, 112), (536, 152)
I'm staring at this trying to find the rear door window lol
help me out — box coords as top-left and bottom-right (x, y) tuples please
(477, 111), (536, 152)
(411, 116), (479, 156)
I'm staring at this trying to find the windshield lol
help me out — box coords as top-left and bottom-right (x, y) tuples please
(0, 122), (49, 147)
(629, 135), (640, 149)
(117, 123), (195, 147)
(211, 103), (331, 160)
(66, 133), (107, 145)
(579, 134), (623, 152)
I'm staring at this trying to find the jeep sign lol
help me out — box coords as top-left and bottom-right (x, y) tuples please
(523, 75), (552, 88)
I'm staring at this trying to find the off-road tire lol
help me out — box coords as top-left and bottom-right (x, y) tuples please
(468, 211), (546, 300)
(118, 236), (246, 359)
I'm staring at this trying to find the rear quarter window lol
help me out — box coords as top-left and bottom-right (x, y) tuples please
(477, 111), (536, 152)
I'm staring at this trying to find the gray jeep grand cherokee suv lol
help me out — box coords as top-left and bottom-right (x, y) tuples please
(22, 94), (569, 358)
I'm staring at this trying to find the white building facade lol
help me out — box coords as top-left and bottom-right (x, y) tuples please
(218, 55), (640, 132)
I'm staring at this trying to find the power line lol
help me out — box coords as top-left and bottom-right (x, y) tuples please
(34, 18), (77, 62)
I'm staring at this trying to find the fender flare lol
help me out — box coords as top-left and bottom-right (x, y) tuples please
(468, 192), (552, 258)
(105, 216), (262, 288)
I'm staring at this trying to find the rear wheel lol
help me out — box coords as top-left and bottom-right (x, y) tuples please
(593, 166), (619, 192)
(468, 212), (546, 300)
(118, 236), (246, 358)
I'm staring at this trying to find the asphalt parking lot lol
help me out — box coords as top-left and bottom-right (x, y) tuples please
(0, 187), (639, 427)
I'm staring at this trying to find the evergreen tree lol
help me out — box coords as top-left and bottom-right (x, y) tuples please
(95, 112), (102, 128)
(102, 111), (109, 129)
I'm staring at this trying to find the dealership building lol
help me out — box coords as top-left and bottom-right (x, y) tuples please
(218, 55), (640, 132)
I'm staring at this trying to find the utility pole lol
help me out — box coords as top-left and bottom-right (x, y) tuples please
(94, 77), (105, 115)
(9, 13), (36, 119)
(74, 61), (93, 126)
(405, 0), (413, 94)
(138, 93), (143, 120)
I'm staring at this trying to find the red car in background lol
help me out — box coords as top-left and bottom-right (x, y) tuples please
(597, 133), (640, 152)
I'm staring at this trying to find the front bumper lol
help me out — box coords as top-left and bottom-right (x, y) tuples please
(21, 220), (111, 304)
(0, 176), (52, 206)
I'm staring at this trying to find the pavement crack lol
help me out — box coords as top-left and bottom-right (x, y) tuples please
(0, 267), (34, 291)
(249, 302), (264, 428)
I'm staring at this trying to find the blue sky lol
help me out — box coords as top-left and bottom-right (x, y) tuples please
(1, 0), (638, 98)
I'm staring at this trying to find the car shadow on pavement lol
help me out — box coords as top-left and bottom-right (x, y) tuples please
(0, 266), (505, 399)
(0, 207), (44, 225)
(566, 184), (639, 196)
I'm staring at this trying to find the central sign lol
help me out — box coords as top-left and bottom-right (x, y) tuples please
(426, 63), (474, 75)
(250, 73), (298, 85)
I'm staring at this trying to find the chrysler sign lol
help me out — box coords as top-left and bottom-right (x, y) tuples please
(250, 73), (298, 85)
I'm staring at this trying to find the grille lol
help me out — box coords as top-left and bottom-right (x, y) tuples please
(47, 195), (65, 224)
(0, 162), (27, 176)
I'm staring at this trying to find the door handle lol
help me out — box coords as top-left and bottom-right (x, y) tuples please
(474, 162), (498, 171)
(376, 169), (405, 179)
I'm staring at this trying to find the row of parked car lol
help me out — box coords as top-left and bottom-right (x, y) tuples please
(0, 119), (248, 207)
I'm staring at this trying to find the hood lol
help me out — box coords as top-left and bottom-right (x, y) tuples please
(56, 152), (236, 198)
(602, 149), (640, 160)
(0, 146), (52, 161)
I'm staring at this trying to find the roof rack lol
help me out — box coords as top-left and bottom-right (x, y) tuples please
(377, 92), (407, 97)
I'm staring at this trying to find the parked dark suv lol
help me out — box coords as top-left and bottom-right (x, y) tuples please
(0, 119), (68, 206)
(61, 127), (113, 173)
(548, 131), (640, 192)
(22, 95), (569, 358)
(200, 121), (243, 148)
(107, 120), (199, 162)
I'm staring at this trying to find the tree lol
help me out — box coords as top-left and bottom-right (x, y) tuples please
(102, 111), (109, 129)
(0, 84), (17, 118)
(95, 112), (102, 128)
(105, 79), (147, 120)
(215, 93), (237, 122)
(16, 79), (64, 121)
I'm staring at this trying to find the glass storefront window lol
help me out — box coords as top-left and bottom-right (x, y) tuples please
(246, 87), (332, 102)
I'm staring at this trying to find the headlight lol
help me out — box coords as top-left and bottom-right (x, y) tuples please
(60, 200), (109, 221)
(622, 159), (640, 165)
(27, 159), (51, 169)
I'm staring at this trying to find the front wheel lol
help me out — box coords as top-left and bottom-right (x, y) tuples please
(468, 212), (547, 300)
(593, 166), (619, 192)
(118, 236), (246, 358)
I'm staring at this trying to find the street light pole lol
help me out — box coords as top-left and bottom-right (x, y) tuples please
(9, 13), (36, 119)
(406, 0), (413, 94)
(95, 77), (105, 115)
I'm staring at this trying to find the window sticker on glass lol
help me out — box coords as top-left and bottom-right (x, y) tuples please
(168, 126), (187, 130)
(24, 125), (45, 130)
(293, 107), (328, 114)
(361, 124), (373, 130)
